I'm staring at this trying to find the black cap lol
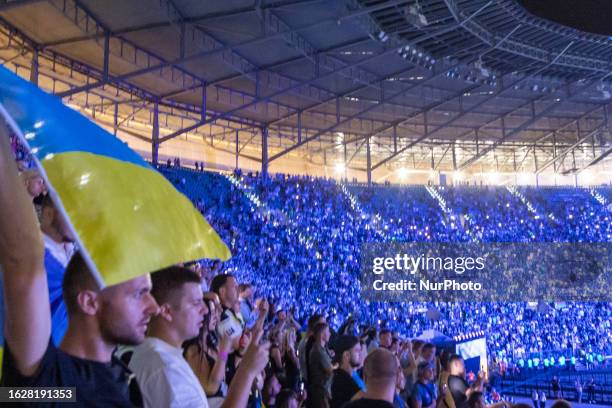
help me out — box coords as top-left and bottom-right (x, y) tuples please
(333, 335), (360, 364)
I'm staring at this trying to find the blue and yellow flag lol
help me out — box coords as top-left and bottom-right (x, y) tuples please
(0, 65), (231, 286)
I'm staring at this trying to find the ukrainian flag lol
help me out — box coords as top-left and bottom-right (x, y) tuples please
(0, 65), (231, 286)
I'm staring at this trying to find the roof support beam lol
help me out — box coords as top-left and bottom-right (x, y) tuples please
(575, 146), (612, 173)
(265, 9), (383, 95)
(536, 126), (603, 174)
(52, 2), (396, 99)
(458, 78), (606, 170)
(157, 46), (412, 144)
(267, 67), (467, 162)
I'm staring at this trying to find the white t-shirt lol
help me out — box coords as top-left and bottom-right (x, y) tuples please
(129, 337), (209, 408)
(43, 234), (74, 267)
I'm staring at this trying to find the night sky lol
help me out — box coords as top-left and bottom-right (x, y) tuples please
(519, 0), (612, 36)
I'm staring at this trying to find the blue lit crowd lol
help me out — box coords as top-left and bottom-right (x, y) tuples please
(160, 166), (611, 372)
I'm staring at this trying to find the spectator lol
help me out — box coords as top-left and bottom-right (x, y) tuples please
(211, 274), (244, 346)
(586, 377), (595, 403)
(394, 360), (407, 408)
(298, 313), (325, 383)
(129, 267), (209, 407)
(39, 194), (76, 345)
(532, 389), (539, 408)
(239, 283), (256, 328)
(330, 335), (362, 408)
(539, 391), (546, 408)
(379, 329), (393, 349)
(280, 327), (301, 390)
(184, 295), (233, 408)
(437, 350), (455, 408)
(419, 344), (436, 366)
(411, 362), (439, 408)
(448, 355), (485, 408)
(574, 379), (582, 403)
(551, 376), (560, 399)
(277, 388), (303, 408)
(307, 321), (333, 408)
(0, 123), (161, 405)
(344, 348), (399, 408)
(21, 168), (46, 199)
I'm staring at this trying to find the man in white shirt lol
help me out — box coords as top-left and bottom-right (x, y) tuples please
(129, 267), (209, 407)
(130, 267), (272, 408)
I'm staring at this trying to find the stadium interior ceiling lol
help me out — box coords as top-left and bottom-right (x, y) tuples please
(0, 0), (611, 185)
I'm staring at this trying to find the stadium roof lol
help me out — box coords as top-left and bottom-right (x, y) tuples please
(0, 0), (611, 181)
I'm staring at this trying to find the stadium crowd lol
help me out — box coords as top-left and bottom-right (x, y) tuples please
(0, 124), (609, 408)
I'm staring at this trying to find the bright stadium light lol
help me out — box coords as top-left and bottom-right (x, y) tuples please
(489, 172), (501, 184)
(453, 171), (464, 181)
(580, 170), (594, 184)
(517, 172), (531, 185)
(335, 162), (346, 173)
(398, 167), (409, 179)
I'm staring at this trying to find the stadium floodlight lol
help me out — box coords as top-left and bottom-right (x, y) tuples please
(489, 172), (501, 184)
(335, 162), (346, 173)
(517, 172), (531, 185)
(397, 167), (409, 179)
(580, 170), (595, 184)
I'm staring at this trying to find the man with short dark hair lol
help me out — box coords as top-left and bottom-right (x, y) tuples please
(343, 348), (399, 408)
(129, 267), (209, 407)
(330, 335), (362, 408)
(211, 273), (247, 387)
(211, 274), (244, 342)
(419, 343), (436, 365)
(1, 116), (163, 407)
(379, 329), (392, 349)
(448, 355), (485, 408)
